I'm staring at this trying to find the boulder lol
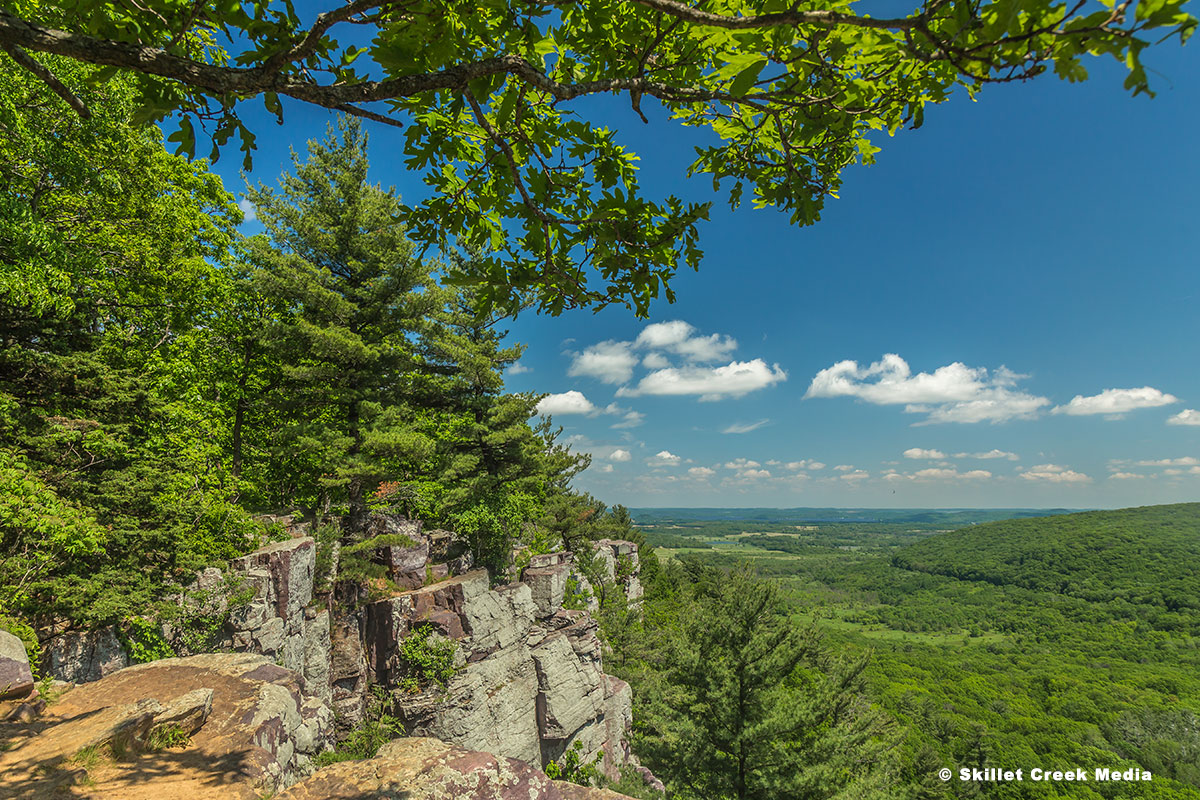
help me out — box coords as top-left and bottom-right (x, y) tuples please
(0, 630), (35, 700)
(152, 687), (213, 736)
(276, 736), (635, 800)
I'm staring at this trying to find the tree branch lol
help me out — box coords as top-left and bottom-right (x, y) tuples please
(627, 0), (920, 31)
(0, 41), (91, 119)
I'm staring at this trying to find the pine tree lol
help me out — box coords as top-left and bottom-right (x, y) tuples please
(244, 118), (436, 527)
(639, 565), (898, 800)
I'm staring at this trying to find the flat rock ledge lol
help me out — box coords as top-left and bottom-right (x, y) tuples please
(278, 736), (634, 800)
(0, 653), (333, 800)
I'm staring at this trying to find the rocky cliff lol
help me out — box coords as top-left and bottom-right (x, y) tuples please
(31, 514), (651, 794)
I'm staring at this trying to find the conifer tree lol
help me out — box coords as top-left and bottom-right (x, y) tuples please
(244, 118), (437, 528)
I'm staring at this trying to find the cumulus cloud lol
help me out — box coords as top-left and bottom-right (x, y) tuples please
(536, 391), (595, 415)
(1134, 457), (1199, 467)
(724, 458), (761, 469)
(610, 410), (645, 429)
(954, 449), (1019, 461)
(617, 359), (787, 401)
(903, 448), (946, 460)
(1054, 387), (1178, 416)
(908, 468), (992, 481)
(608, 449), (632, 462)
(642, 352), (671, 369)
(739, 468), (772, 480)
(1168, 409), (1200, 426)
(635, 321), (737, 362)
(238, 198), (257, 221)
(647, 450), (682, 467)
(722, 419), (770, 435)
(839, 470), (869, 482)
(568, 341), (638, 384)
(1110, 472), (1148, 480)
(688, 466), (716, 478)
(833, 464), (856, 472)
(772, 459), (824, 471)
(806, 354), (1049, 424)
(598, 464), (615, 473)
(506, 362), (531, 375)
(1020, 464), (1091, 484)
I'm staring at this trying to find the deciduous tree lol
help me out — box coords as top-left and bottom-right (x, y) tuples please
(1, 0), (1190, 315)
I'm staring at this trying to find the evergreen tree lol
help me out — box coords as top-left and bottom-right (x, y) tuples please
(244, 118), (437, 527)
(638, 565), (897, 800)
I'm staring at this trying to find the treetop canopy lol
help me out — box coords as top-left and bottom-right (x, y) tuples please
(0, 0), (1192, 316)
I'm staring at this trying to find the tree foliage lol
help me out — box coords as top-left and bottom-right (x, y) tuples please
(623, 562), (897, 800)
(0, 0), (1191, 315)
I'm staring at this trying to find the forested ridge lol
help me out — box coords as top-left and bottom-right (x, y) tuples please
(652, 504), (1200, 798)
(892, 503), (1200, 613)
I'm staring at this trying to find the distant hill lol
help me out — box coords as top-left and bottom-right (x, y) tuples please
(892, 503), (1200, 612)
(630, 507), (1080, 526)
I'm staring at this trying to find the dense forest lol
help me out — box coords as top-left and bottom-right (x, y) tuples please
(644, 506), (1200, 798)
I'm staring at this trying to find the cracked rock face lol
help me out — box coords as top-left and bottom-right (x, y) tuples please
(366, 565), (635, 780)
(276, 736), (635, 800)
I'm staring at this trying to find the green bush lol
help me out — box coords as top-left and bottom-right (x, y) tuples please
(397, 623), (457, 693)
(313, 687), (403, 766)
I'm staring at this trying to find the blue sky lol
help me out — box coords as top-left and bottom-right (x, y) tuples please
(212, 34), (1199, 509)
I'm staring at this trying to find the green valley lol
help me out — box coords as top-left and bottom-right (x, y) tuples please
(626, 504), (1200, 799)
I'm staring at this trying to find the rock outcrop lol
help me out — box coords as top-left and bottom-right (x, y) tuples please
(42, 625), (130, 685)
(0, 653), (334, 799)
(277, 736), (633, 800)
(365, 565), (634, 779)
(29, 514), (653, 793)
(0, 630), (35, 700)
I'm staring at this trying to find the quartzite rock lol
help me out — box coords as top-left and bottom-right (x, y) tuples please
(276, 736), (636, 800)
(42, 625), (130, 684)
(0, 630), (34, 700)
(0, 653), (334, 799)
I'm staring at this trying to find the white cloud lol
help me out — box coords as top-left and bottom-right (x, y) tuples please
(688, 466), (716, 478)
(647, 450), (682, 467)
(598, 464), (615, 473)
(778, 460), (824, 471)
(1110, 472), (1148, 480)
(634, 321), (737, 362)
(833, 464), (855, 472)
(1054, 387), (1178, 416)
(1168, 409), (1200, 426)
(724, 458), (761, 469)
(839, 470), (869, 482)
(568, 341), (638, 384)
(642, 353), (671, 369)
(537, 391), (595, 415)
(903, 448), (946, 460)
(908, 468), (992, 481)
(1020, 464), (1091, 484)
(506, 362), (531, 375)
(722, 419), (770, 435)
(617, 359), (786, 401)
(609, 409), (645, 429)
(1134, 457), (1199, 467)
(806, 354), (1049, 424)
(238, 198), (257, 221)
(608, 449), (632, 462)
(954, 449), (1019, 461)
(740, 468), (772, 480)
